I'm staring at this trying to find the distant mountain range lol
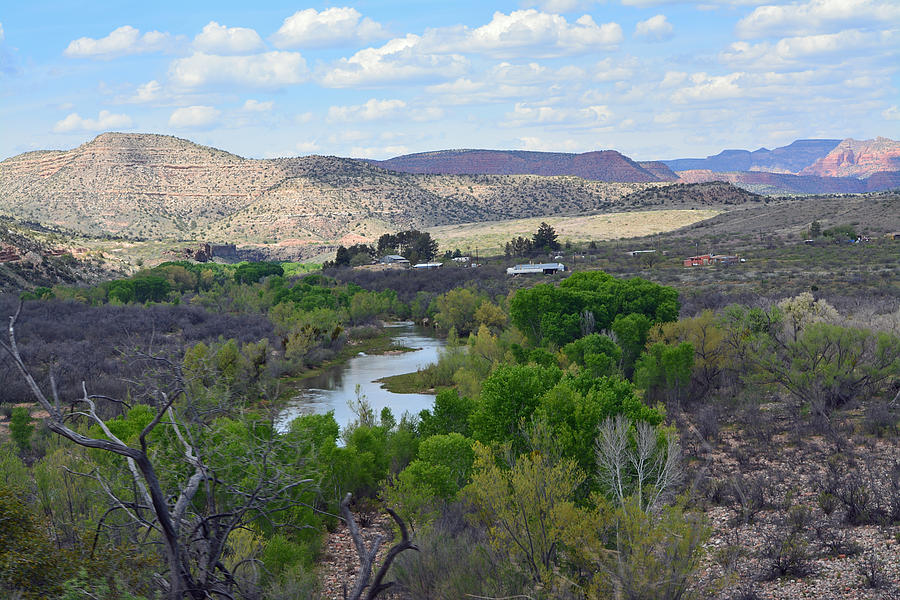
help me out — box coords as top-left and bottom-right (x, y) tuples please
(371, 149), (679, 182)
(0, 133), (896, 251)
(372, 137), (900, 195)
(0, 133), (708, 247)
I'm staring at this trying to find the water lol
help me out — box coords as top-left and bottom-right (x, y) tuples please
(276, 322), (445, 432)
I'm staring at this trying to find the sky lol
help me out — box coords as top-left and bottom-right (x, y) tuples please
(0, 0), (898, 161)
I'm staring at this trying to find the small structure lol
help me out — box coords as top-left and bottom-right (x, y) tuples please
(507, 262), (566, 275)
(413, 262), (442, 270)
(683, 254), (741, 267)
(627, 249), (657, 257)
(451, 256), (470, 263)
(378, 255), (410, 266)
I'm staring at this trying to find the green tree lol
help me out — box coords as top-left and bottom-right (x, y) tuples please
(634, 342), (695, 406)
(532, 222), (560, 252)
(9, 406), (34, 453)
(463, 441), (587, 584)
(809, 220), (821, 238)
(469, 364), (562, 449)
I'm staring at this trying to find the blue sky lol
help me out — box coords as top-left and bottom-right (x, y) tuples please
(1, 0), (898, 161)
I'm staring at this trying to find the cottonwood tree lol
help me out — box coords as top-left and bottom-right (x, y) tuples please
(1, 304), (315, 600)
(595, 415), (683, 513)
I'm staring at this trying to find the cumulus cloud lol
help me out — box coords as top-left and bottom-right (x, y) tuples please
(271, 7), (387, 48)
(328, 98), (407, 122)
(242, 99), (274, 112)
(124, 80), (163, 103)
(170, 51), (308, 88)
(319, 34), (467, 87)
(64, 25), (173, 59)
(721, 29), (896, 67)
(635, 14), (674, 41)
(671, 72), (745, 103)
(193, 22), (264, 54)
(350, 145), (410, 159)
(504, 102), (612, 127)
(53, 110), (133, 132)
(883, 105), (900, 120)
(462, 10), (623, 57)
(736, 0), (900, 39)
(168, 105), (221, 128)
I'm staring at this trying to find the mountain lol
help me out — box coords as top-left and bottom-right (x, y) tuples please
(371, 149), (679, 182)
(663, 139), (841, 174)
(2, 133), (704, 246)
(800, 137), (900, 178)
(673, 169), (898, 195)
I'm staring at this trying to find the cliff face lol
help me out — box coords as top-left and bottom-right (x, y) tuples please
(372, 149), (675, 182)
(800, 137), (900, 178)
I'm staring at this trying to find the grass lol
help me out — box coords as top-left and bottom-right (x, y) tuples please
(376, 371), (431, 394)
(281, 262), (323, 277)
(426, 209), (722, 254)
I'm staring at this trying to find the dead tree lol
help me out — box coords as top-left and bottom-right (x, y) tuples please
(1, 304), (313, 599)
(341, 493), (417, 600)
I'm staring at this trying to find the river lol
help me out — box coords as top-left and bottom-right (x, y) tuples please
(276, 322), (445, 432)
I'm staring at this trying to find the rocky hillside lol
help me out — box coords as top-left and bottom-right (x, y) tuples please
(371, 149), (679, 182)
(800, 137), (900, 178)
(3, 133), (683, 245)
(0, 217), (121, 292)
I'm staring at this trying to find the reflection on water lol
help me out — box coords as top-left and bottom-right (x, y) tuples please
(276, 323), (445, 432)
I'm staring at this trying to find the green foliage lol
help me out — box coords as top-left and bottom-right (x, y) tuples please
(535, 375), (662, 479)
(532, 221), (560, 252)
(0, 483), (76, 599)
(588, 499), (709, 600)
(562, 333), (622, 377)
(9, 406), (34, 452)
(611, 312), (653, 376)
(635, 342), (695, 406)
(469, 364), (562, 449)
(419, 389), (476, 438)
(822, 224), (857, 239)
(509, 270), (679, 346)
(463, 441), (588, 584)
(234, 261), (284, 284)
(432, 287), (484, 334)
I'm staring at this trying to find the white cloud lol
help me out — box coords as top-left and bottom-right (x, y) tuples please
(883, 105), (900, 120)
(721, 29), (897, 67)
(64, 25), (172, 59)
(319, 34), (468, 87)
(168, 105), (221, 128)
(126, 80), (163, 103)
(53, 110), (132, 132)
(504, 102), (612, 127)
(0, 22), (4, 42)
(635, 14), (674, 41)
(671, 72), (744, 103)
(519, 136), (582, 151)
(271, 7), (387, 48)
(295, 141), (320, 153)
(170, 51), (308, 88)
(328, 98), (407, 122)
(243, 99), (274, 112)
(463, 10), (623, 57)
(193, 22), (264, 54)
(296, 112), (314, 124)
(350, 145), (410, 159)
(653, 111), (681, 124)
(737, 0), (900, 39)
(659, 71), (687, 88)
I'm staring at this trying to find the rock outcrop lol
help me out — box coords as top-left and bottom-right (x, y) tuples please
(800, 137), (900, 178)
